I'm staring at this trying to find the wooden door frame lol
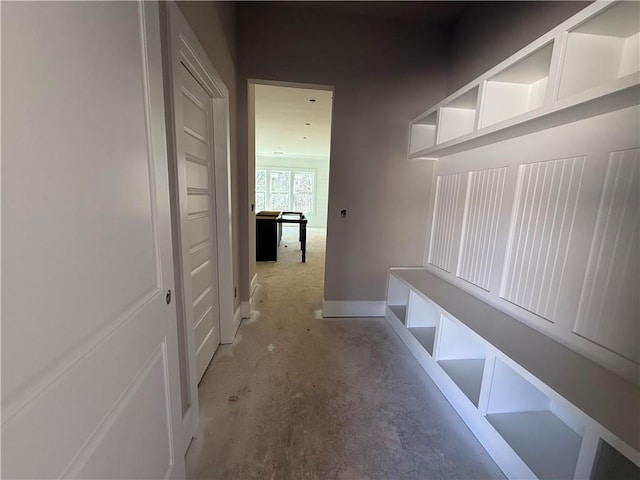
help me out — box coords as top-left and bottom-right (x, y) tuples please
(162, 1), (237, 454)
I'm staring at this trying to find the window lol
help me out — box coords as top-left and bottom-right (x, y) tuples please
(293, 171), (314, 213)
(255, 169), (267, 211)
(255, 168), (315, 214)
(270, 170), (291, 211)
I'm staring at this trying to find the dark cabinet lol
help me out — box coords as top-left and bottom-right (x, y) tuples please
(256, 211), (281, 262)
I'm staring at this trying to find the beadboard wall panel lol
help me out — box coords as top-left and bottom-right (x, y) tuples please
(428, 173), (465, 273)
(574, 149), (639, 363)
(422, 105), (639, 383)
(457, 167), (507, 291)
(500, 157), (585, 322)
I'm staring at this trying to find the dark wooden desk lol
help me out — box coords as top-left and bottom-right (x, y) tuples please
(277, 212), (307, 263)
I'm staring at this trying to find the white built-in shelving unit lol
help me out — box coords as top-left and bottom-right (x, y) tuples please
(407, 0), (640, 160)
(385, 268), (640, 480)
(395, 2), (639, 478)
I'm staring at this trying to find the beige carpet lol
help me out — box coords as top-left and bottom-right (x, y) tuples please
(255, 226), (327, 312)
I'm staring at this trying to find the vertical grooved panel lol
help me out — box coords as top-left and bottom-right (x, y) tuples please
(429, 173), (463, 273)
(458, 167), (507, 291)
(501, 157), (585, 322)
(574, 149), (639, 363)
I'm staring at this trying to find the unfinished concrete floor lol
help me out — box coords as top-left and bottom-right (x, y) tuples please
(186, 228), (505, 479)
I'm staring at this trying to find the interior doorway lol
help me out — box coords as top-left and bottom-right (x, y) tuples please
(249, 81), (334, 295)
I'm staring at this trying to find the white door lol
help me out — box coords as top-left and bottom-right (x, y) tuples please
(164, 3), (237, 452)
(1, 2), (185, 479)
(178, 63), (222, 383)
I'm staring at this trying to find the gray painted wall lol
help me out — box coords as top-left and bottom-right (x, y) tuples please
(237, 3), (450, 302)
(176, 1), (596, 307)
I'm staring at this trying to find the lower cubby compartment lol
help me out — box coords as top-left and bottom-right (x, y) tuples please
(388, 305), (407, 325)
(487, 411), (581, 480)
(436, 316), (486, 407)
(386, 274), (409, 325)
(486, 360), (583, 479)
(408, 326), (436, 355)
(590, 439), (640, 480)
(437, 358), (485, 407)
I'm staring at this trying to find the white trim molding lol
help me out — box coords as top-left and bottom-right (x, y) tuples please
(322, 300), (386, 318)
(241, 301), (251, 320)
(250, 273), (258, 298)
(230, 306), (243, 335)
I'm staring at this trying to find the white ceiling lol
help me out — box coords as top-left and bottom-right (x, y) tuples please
(255, 84), (333, 158)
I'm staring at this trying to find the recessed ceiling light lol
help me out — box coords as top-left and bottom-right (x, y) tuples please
(309, 98), (316, 103)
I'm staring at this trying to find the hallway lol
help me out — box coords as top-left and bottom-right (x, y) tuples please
(185, 229), (504, 479)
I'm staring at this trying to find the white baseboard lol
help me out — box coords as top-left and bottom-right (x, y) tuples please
(250, 273), (258, 297)
(322, 300), (386, 318)
(241, 300), (251, 319)
(222, 306), (242, 344)
(180, 407), (195, 456)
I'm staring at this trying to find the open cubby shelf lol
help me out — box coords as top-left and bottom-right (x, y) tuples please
(559, 1), (640, 99)
(408, 0), (640, 160)
(487, 411), (582, 480)
(388, 305), (407, 325)
(408, 326), (436, 356)
(409, 112), (437, 155)
(438, 358), (484, 407)
(385, 267), (640, 480)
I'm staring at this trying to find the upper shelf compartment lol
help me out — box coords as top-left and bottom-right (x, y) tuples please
(438, 87), (478, 143)
(479, 44), (553, 129)
(408, 0), (640, 161)
(559, 1), (640, 99)
(409, 111), (437, 155)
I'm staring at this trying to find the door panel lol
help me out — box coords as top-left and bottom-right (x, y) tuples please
(187, 194), (211, 215)
(74, 346), (173, 479)
(192, 260), (213, 300)
(186, 161), (210, 189)
(1, 2), (184, 478)
(190, 241), (213, 270)
(179, 64), (220, 383)
(193, 287), (215, 323)
(188, 215), (212, 247)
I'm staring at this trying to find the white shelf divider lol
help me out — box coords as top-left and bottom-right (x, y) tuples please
(406, 290), (439, 328)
